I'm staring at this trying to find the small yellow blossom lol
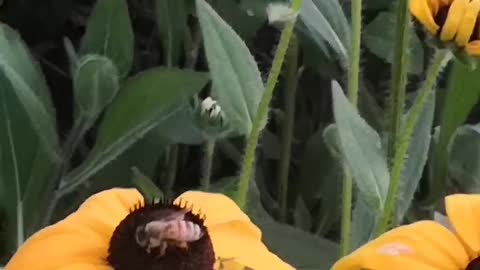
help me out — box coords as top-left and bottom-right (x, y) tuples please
(410, 0), (480, 56)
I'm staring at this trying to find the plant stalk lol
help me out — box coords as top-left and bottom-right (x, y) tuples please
(376, 50), (452, 236)
(201, 138), (216, 191)
(165, 145), (179, 197)
(278, 35), (299, 222)
(340, 0), (362, 256)
(234, 0), (304, 210)
(386, 0), (411, 162)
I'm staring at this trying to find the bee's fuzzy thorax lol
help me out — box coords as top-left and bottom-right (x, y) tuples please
(107, 195), (215, 270)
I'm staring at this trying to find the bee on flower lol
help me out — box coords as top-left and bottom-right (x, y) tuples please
(4, 188), (294, 270)
(410, 0), (480, 59)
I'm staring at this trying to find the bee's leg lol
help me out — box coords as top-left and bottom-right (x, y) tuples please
(177, 241), (188, 249)
(158, 242), (168, 257)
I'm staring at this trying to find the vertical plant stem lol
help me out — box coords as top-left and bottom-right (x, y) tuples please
(386, 0), (411, 161)
(348, 1), (362, 105)
(165, 145), (179, 197)
(340, 166), (353, 256)
(278, 35), (299, 222)
(376, 50), (452, 236)
(201, 138), (216, 191)
(340, 0), (362, 256)
(234, 0), (303, 210)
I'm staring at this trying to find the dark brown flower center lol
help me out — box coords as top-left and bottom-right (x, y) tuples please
(107, 198), (215, 270)
(467, 257), (480, 270)
(434, 6), (450, 29)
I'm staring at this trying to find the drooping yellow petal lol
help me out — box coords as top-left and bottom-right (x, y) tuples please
(214, 258), (247, 270)
(331, 221), (468, 270)
(176, 191), (294, 269)
(209, 221), (294, 270)
(465, 40), (480, 55)
(440, 0), (469, 41)
(427, 0), (440, 15)
(410, 0), (440, 34)
(5, 188), (142, 270)
(175, 191), (257, 230)
(445, 194), (480, 256)
(454, 0), (480, 46)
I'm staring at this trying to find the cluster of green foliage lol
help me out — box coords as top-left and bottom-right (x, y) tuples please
(0, 0), (480, 269)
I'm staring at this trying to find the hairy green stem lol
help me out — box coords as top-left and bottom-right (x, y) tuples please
(278, 35), (299, 222)
(340, 0), (362, 256)
(340, 167), (353, 256)
(347, 1), (362, 105)
(386, 0), (411, 162)
(201, 139), (216, 191)
(234, 0), (303, 210)
(376, 50), (452, 236)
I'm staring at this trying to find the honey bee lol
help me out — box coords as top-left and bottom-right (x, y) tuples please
(135, 210), (204, 257)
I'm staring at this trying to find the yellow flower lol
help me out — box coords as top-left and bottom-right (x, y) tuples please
(410, 0), (480, 56)
(5, 188), (293, 270)
(331, 194), (480, 270)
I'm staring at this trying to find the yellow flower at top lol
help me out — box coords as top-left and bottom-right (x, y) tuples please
(4, 188), (294, 270)
(410, 0), (480, 56)
(331, 193), (480, 270)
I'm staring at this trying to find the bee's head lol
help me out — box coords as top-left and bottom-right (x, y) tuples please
(134, 225), (148, 248)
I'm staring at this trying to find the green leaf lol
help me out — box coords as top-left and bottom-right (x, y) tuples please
(293, 196), (312, 231)
(73, 54), (119, 120)
(430, 60), (480, 203)
(331, 80), (389, 211)
(364, 11), (424, 74)
(351, 197), (376, 249)
(211, 0), (265, 41)
(131, 167), (164, 201)
(154, 0), (187, 67)
(255, 217), (339, 269)
(0, 23), (60, 161)
(80, 0), (134, 77)
(396, 92), (435, 222)
(196, 0), (264, 136)
(0, 73), (55, 252)
(448, 124), (480, 192)
(154, 104), (206, 145)
(298, 0), (350, 63)
(61, 68), (209, 195)
(92, 131), (168, 190)
(298, 126), (342, 204)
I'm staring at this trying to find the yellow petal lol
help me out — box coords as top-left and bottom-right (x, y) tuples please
(454, 0), (480, 46)
(465, 40), (480, 55)
(175, 191), (256, 229)
(440, 0), (469, 41)
(410, 0), (440, 34)
(209, 221), (294, 270)
(5, 188), (142, 270)
(445, 194), (480, 256)
(427, 0), (440, 15)
(214, 258), (247, 270)
(331, 221), (468, 270)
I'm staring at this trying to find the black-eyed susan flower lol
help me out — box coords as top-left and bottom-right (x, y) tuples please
(410, 0), (480, 56)
(5, 188), (293, 270)
(331, 193), (480, 270)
